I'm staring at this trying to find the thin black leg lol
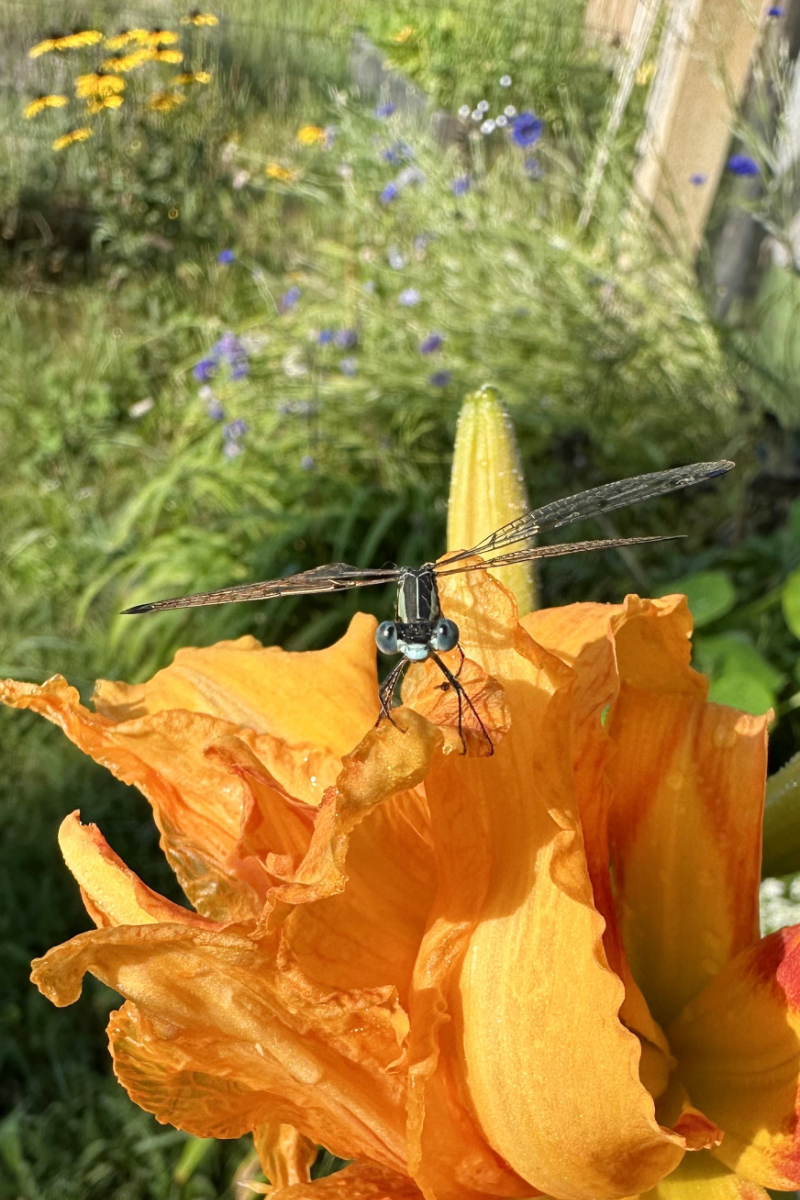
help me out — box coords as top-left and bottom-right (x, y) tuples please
(377, 657), (409, 730)
(430, 649), (494, 756)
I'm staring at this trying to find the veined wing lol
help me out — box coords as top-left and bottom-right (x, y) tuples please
(122, 563), (400, 614)
(439, 460), (734, 568)
(434, 534), (682, 578)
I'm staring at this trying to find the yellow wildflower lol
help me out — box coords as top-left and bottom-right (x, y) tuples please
(104, 29), (151, 49)
(145, 29), (179, 46)
(265, 162), (299, 182)
(147, 91), (186, 112)
(86, 94), (124, 114)
(101, 49), (156, 72)
(52, 127), (94, 150)
(636, 59), (656, 86)
(391, 25), (417, 43)
(151, 49), (183, 64)
(29, 30), (103, 57)
(180, 11), (219, 25)
(173, 71), (211, 85)
(23, 94), (68, 119)
(74, 74), (125, 98)
(296, 124), (326, 146)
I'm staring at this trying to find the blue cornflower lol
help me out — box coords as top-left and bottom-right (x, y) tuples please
(279, 285), (302, 312)
(379, 181), (399, 205)
(206, 398), (225, 421)
(375, 102), (396, 118)
(340, 357), (358, 376)
(429, 370), (452, 387)
(318, 329), (335, 344)
(451, 175), (471, 195)
(689, 172), (708, 186)
(193, 357), (217, 382)
(768, 5), (784, 14)
(223, 418), (248, 440)
(524, 156), (544, 180)
(419, 333), (444, 354)
(335, 328), (358, 349)
(383, 141), (414, 165)
(231, 362), (250, 380)
(215, 331), (246, 360)
(217, 248), (235, 264)
(398, 288), (421, 306)
(511, 111), (543, 148)
(727, 154), (760, 176)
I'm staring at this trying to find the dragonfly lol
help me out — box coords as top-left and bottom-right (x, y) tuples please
(124, 459), (734, 754)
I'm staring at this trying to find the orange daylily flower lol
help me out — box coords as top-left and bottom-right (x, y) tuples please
(3, 563), (793, 1200)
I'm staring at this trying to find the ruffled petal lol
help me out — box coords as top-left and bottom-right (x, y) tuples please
(668, 924), (800, 1190)
(640, 1152), (770, 1199)
(265, 1161), (425, 1198)
(93, 613), (380, 757)
(252, 1119), (316, 1189)
(407, 569), (684, 1200)
(33, 923), (409, 1172)
(605, 596), (767, 1027)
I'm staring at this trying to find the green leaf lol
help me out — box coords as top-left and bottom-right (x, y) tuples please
(708, 672), (775, 716)
(782, 565), (800, 640)
(694, 632), (783, 715)
(655, 570), (736, 628)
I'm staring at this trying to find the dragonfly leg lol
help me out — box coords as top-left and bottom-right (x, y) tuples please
(437, 643), (465, 691)
(377, 657), (409, 731)
(430, 649), (493, 756)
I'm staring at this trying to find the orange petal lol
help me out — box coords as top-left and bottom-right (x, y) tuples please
(668, 924), (800, 1190)
(407, 568), (684, 1200)
(265, 1161), (425, 1198)
(253, 1120), (316, 1189)
(605, 596), (767, 1027)
(639, 1152), (770, 1199)
(33, 924), (409, 1172)
(94, 613), (380, 758)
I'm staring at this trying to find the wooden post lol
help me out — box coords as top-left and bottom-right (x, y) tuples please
(633, 0), (763, 256)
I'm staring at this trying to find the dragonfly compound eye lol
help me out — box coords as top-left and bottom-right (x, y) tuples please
(432, 617), (459, 652)
(375, 621), (399, 655)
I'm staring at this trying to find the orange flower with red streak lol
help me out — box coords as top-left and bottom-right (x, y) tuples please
(2, 564), (795, 1199)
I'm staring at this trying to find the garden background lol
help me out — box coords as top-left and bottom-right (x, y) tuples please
(3, 0), (800, 1195)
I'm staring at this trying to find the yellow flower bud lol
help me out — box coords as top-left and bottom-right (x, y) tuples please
(447, 385), (536, 615)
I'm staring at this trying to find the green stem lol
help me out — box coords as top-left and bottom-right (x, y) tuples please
(762, 750), (800, 877)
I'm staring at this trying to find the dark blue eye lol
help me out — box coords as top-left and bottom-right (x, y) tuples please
(432, 617), (459, 652)
(375, 621), (398, 655)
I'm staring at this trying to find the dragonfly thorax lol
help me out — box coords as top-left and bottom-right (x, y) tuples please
(375, 568), (459, 661)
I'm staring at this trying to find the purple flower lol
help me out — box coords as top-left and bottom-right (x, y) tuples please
(193, 357), (217, 382)
(398, 288), (421, 306)
(451, 175), (471, 195)
(217, 249), (235, 264)
(419, 333), (444, 354)
(300, 454), (315, 470)
(375, 102), (396, 118)
(223, 440), (244, 460)
(231, 362), (250, 380)
(279, 285), (302, 312)
(223, 418), (248, 440)
(768, 5), (784, 14)
(382, 141), (414, 164)
(727, 154), (760, 176)
(215, 331), (245, 359)
(318, 329), (335, 344)
(511, 111), (543, 148)
(206, 398), (225, 421)
(334, 328), (358, 348)
(524, 156), (544, 180)
(340, 356), (358, 376)
(689, 172), (708, 186)
(429, 370), (452, 387)
(379, 182), (399, 205)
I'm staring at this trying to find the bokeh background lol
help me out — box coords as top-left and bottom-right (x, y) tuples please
(3, 0), (800, 1195)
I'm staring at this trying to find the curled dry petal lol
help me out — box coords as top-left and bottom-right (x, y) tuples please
(267, 1160), (425, 1198)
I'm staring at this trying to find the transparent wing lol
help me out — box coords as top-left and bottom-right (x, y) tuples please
(122, 563), (400, 614)
(439, 460), (734, 568)
(434, 534), (682, 578)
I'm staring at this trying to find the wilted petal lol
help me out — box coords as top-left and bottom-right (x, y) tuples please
(640, 1152), (770, 1199)
(266, 1161), (425, 1198)
(253, 1120), (316, 1189)
(408, 569), (684, 1200)
(668, 924), (800, 1191)
(33, 923), (409, 1171)
(605, 596), (767, 1027)
(94, 613), (380, 757)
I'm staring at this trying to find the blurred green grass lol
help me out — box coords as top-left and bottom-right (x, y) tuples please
(3, 0), (800, 1194)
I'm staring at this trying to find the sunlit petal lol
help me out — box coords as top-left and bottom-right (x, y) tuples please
(266, 1161), (425, 1198)
(669, 924), (800, 1190)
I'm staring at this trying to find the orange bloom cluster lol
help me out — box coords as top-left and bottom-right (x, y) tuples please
(3, 565), (795, 1200)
